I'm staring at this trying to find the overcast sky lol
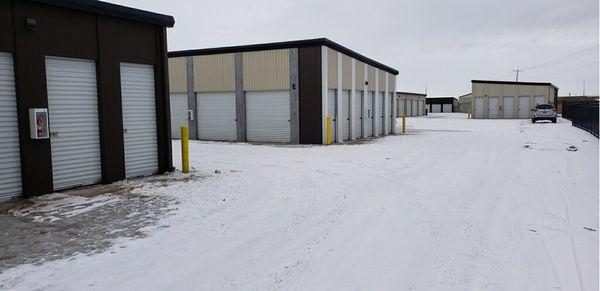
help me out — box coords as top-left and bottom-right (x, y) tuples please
(116, 0), (599, 96)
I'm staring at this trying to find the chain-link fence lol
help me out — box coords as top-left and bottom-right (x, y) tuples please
(562, 101), (599, 138)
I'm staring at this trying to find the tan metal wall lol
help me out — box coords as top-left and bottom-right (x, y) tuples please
(378, 71), (385, 91)
(355, 61), (364, 89)
(342, 54), (352, 90)
(367, 65), (375, 90)
(327, 48), (338, 89)
(193, 53), (235, 92)
(243, 49), (290, 91)
(472, 83), (556, 119)
(168, 57), (187, 93)
(389, 74), (395, 92)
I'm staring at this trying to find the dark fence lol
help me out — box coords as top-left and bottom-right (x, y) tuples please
(562, 101), (599, 138)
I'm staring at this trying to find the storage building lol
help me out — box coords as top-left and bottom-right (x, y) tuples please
(471, 80), (558, 119)
(458, 93), (472, 113)
(396, 92), (426, 117)
(0, 0), (174, 200)
(168, 38), (399, 144)
(427, 97), (458, 113)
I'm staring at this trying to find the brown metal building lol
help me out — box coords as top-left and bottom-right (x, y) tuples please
(167, 39), (399, 145)
(0, 0), (175, 200)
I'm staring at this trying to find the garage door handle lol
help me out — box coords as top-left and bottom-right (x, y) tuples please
(288, 119), (291, 122)
(49, 131), (58, 137)
(123, 128), (128, 133)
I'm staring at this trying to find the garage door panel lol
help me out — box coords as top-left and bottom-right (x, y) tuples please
(246, 91), (290, 143)
(121, 63), (159, 178)
(365, 92), (373, 137)
(353, 91), (362, 138)
(342, 90), (350, 141)
(0, 52), (21, 200)
(170, 93), (187, 139)
(519, 96), (530, 119)
(442, 103), (452, 113)
(46, 56), (102, 190)
(504, 97), (514, 119)
(197, 92), (236, 141)
(488, 97), (499, 119)
(474, 97), (484, 118)
(327, 89), (337, 143)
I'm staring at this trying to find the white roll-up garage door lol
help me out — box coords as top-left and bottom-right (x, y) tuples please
(353, 91), (362, 139)
(342, 90), (350, 141)
(518, 96), (530, 119)
(406, 100), (413, 116)
(46, 56), (102, 190)
(0, 52), (22, 200)
(503, 97), (514, 119)
(377, 92), (384, 135)
(412, 100), (418, 116)
(474, 97), (484, 118)
(197, 92), (236, 141)
(488, 97), (499, 119)
(327, 89), (337, 143)
(120, 63), (158, 178)
(431, 104), (441, 113)
(388, 92), (394, 134)
(398, 99), (405, 117)
(442, 103), (452, 113)
(246, 91), (290, 143)
(365, 92), (373, 137)
(418, 100), (424, 116)
(170, 93), (187, 139)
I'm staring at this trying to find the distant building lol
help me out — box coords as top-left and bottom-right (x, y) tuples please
(426, 96), (458, 113)
(471, 80), (558, 119)
(458, 93), (472, 113)
(396, 92), (426, 117)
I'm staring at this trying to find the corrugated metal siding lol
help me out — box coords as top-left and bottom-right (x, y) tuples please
(246, 90), (291, 142)
(355, 61), (364, 89)
(168, 57), (187, 93)
(170, 93), (187, 139)
(243, 49), (290, 91)
(0, 52), (22, 200)
(120, 63), (159, 178)
(46, 56), (102, 190)
(342, 54), (352, 90)
(194, 53), (235, 92)
(327, 48), (337, 89)
(367, 66), (375, 90)
(379, 72), (386, 90)
(389, 74), (395, 92)
(196, 92), (237, 141)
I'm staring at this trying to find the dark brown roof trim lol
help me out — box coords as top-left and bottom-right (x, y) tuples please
(169, 38), (399, 75)
(33, 0), (175, 27)
(472, 80), (558, 89)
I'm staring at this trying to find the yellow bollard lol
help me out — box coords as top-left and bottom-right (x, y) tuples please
(326, 116), (332, 145)
(468, 110), (471, 119)
(181, 126), (189, 173)
(402, 114), (406, 134)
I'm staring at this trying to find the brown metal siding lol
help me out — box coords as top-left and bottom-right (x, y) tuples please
(298, 46), (322, 144)
(9, 0), (172, 196)
(0, 0), (14, 52)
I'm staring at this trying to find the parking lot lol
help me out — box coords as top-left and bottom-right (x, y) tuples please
(0, 113), (597, 291)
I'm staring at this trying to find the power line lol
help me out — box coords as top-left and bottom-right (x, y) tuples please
(521, 44), (599, 71)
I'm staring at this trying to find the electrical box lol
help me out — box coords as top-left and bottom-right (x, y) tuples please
(29, 108), (49, 139)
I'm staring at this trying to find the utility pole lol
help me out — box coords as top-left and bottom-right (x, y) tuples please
(583, 80), (586, 96)
(513, 69), (523, 82)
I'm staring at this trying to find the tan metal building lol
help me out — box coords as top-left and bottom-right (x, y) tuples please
(168, 38), (399, 144)
(396, 92), (426, 117)
(458, 93), (472, 113)
(471, 80), (558, 119)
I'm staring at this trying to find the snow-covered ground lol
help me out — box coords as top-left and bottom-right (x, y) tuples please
(1, 113), (598, 290)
